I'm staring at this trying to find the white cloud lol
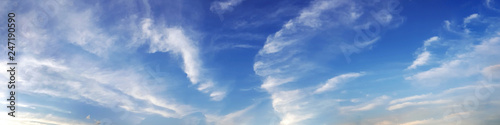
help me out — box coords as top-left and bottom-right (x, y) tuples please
(464, 13), (479, 24)
(209, 91), (227, 101)
(482, 64), (500, 80)
(406, 36), (500, 85)
(340, 95), (390, 113)
(0, 112), (91, 125)
(253, 0), (405, 124)
(387, 99), (450, 111)
(211, 43), (260, 52)
(486, 0), (500, 11)
(423, 36), (439, 47)
(264, 88), (345, 125)
(15, 55), (196, 118)
(257, 0), (354, 55)
(400, 118), (435, 125)
(463, 13), (480, 34)
(351, 98), (360, 103)
(406, 60), (462, 82)
(4, 1), (209, 122)
(407, 51), (431, 70)
(271, 90), (319, 125)
(205, 104), (256, 125)
(407, 36), (439, 70)
(375, 120), (394, 125)
(62, 10), (117, 57)
(444, 20), (469, 34)
(338, 82), (500, 125)
(28, 103), (73, 114)
(138, 18), (226, 101)
(261, 76), (295, 91)
(389, 93), (432, 104)
(444, 20), (453, 32)
(140, 19), (201, 84)
(210, 0), (244, 19)
(314, 72), (364, 94)
(340, 13), (500, 125)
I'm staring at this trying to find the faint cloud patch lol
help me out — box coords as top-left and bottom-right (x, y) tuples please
(210, 0), (244, 20)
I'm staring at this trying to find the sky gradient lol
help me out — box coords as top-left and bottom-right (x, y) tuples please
(1, 0), (500, 125)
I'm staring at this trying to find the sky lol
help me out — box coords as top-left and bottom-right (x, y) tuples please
(1, 0), (500, 125)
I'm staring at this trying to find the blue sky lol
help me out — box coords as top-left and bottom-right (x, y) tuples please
(1, 0), (500, 124)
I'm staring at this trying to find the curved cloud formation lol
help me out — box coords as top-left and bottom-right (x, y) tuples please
(253, 0), (404, 124)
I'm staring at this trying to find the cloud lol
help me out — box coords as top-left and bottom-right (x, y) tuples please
(423, 36), (439, 47)
(62, 10), (118, 57)
(342, 82), (500, 124)
(375, 120), (395, 125)
(314, 72), (365, 94)
(482, 64), (500, 80)
(387, 99), (450, 111)
(26, 103), (73, 114)
(0, 112), (91, 125)
(205, 104), (256, 125)
(464, 13), (479, 24)
(209, 91), (227, 101)
(138, 18), (226, 101)
(407, 51), (431, 70)
(140, 19), (202, 84)
(407, 36), (439, 70)
(261, 76), (295, 91)
(86, 115), (91, 119)
(252, 0), (405, 124)
(400, 118), (435, 125)
(210, 43), (260, 52)
(340, 95), (390, 113)
(389, 93), (432, 104)
(210, 0), (244, 19)
(336, 6), (500, 125)
(270, 89), (341, 125)
(486, 0), (500, 11)
(339, 82), (500, 124)
(258, 0), (351, 55)
(14, 55), (196, 118)
(406, 36), (500, 85)
(405, 60), (463, 83)
(1, 1), (211, 122)
(406, 14), (500, 84)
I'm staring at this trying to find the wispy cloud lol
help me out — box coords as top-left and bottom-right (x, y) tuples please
(140, 19), (202, 84)
(205, 104), (256, 125)
(340, 95), (390, 113)
(0, 112), (91, 125)
(389, 93), (432, 104)
(406, 14), (500, 86)
(253, 0), (405, 124)
(0, 1), (221, 123)
(314, 72), (365, 94)
(482, 64), (500, 80)
(407, 36), (439, 70)
(260, 76), (295, 91)
(210, 0), (244, 19)
(400, 118), (436, 125)
(464, 13), (479, 24)
(210, 43), (260, 52)
(486, 0), (500, 11)
(406, 36), (500, 85)
(444, 13), (481, 34)
(133, 3), (226, 101)
(387, 99), (450, 111)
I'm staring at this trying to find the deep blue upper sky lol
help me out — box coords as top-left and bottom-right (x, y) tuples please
(1, 0), (500, 124)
